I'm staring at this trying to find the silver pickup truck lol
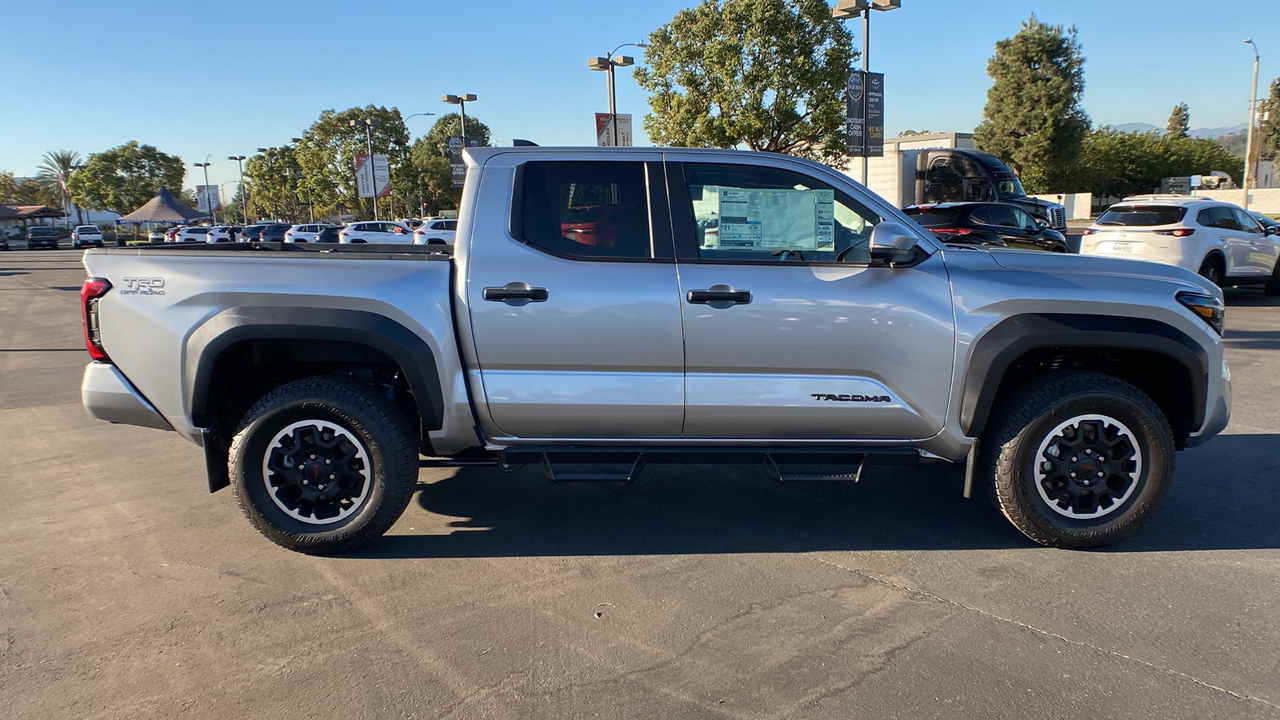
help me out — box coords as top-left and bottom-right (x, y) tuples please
(79, 147), (1231, 553)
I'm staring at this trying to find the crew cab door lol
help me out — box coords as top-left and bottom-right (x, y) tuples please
(666, 157), (956, 441)
(461, 152), (685, 439)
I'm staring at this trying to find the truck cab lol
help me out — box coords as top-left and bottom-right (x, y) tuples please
(917, 149), (1067, 230)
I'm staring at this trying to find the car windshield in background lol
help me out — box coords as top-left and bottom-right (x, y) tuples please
(1097, 205), (1187, 226)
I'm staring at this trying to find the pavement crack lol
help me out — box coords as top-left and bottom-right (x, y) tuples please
(808, 555), (1280, 712)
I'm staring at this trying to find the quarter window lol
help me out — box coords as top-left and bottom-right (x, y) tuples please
(518, 161), (652, 260)
(682, 163), (880, 263)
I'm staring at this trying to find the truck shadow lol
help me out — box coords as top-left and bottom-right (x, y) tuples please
(352, 433), (1279, 558)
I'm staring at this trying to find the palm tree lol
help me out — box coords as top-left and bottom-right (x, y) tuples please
(37, 150), (82, 223)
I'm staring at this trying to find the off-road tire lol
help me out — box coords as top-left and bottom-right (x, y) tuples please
(981, 371), (1175, 549)
(229, 375), (419, 554)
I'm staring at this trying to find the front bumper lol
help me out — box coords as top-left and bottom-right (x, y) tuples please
(81, 362), (173, 431)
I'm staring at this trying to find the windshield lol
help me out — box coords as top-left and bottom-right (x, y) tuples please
(996, 177), (1026, 199)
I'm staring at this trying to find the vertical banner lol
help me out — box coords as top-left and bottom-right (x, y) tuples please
(196, 185), (221, 214)
(845, 70), (866, 157)
(864, 72), (884, 157)
(372, 154), (391, 197)
(448, 136), (484, 187)
(595, 113), (633, 147)
(355, 154), (375, 198)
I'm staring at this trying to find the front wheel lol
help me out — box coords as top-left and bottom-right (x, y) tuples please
(1198, 256), (1224, 287)
(981, 371), (1175, 549)
(1264, 257), (1280, 296)
(229, 375), (419, 554)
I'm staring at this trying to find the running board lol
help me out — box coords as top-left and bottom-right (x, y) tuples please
(541, 453), (646, 484)
(764, 453), (865, 483)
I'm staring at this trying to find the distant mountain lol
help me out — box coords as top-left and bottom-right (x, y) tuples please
(1105, 121), (1248, 138)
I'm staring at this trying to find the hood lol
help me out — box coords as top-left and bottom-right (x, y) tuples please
(986, 248), (1220, 296)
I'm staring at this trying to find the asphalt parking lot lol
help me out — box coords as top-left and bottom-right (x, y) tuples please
(1, 248), (1277, 720)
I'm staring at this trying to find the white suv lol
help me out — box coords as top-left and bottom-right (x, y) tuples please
(337, 221), (413, 244)
(1081, 195), (1280, 291)
(283, 223), (333, 243)
(412, 217), (457, 245)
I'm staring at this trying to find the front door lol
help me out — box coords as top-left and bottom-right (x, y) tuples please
(667, 158), (956, 441)
(464, 154), (686, 439)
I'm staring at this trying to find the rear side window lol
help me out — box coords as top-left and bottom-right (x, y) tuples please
(519, 161), (652, 260)
(1098, 205), (1186, 226)
(906, 209), (962, 227)
(1196, 207), (1238, 230)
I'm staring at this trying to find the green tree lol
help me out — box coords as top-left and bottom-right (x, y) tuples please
(0, 172), (44, 205)
(244, 145), (302, 221)
(404, 113), (493, 214)
(634, 0), (854, 162)
(1057, 127), (1243, 199)
(36, 150), (82, 220)
(973, 14), (1090, 192)
(1256, 77), (1280, 161)
(294, 105), (411, 222)
(66, 142), (185, 216)
(1166, 102), (1189, 139)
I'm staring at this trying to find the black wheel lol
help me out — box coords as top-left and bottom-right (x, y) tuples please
(1264, 258), (1280, 296)
(981, 371), (1175, 549)
(1198, 256), (1224, 287)
(229, 375), (419, 554)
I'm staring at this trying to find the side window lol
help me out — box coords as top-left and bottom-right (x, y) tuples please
(1202, 207), (1236, 230)
(519, 161), (652, 260)
(1010, 208), (1038, 230)
(986, 206), (1018, 227)
(1232, 209), (1262, 234)
(444, 220), (457, 231)
(969, 207), (994, 225)
(683, 163), (880, 263)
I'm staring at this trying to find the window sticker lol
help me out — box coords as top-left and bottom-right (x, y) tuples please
(698, 187), (835, 252)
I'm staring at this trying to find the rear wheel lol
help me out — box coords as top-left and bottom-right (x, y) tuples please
(981, 371), (1175, 549)
(229, 376), (419, 554)
(1198, 256), (1224, 287)
(1264, 257), (1280, 296)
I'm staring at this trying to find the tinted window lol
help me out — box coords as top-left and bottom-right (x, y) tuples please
(969, 207), (995, 225)
(1232, 209), (1262, 233)
(1196, 207), (1237, 230)
(1009, 207), (1038, 230)
(683, 163), (880, 263)
(444, 220), (457, 231)
(1098, 205), (1187, 226)
(904, 208), (962, 227)
(519, 161), (652, 260)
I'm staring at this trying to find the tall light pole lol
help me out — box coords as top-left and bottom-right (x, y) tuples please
(349, 118), (379, 220)
(834, 0), (901, 186)
(70, 162), (84, 224)
(228, 155), (248, 224)
(1243, 38), (1260, 210)
(588, 43), (648, 147)
(193, 159), (213, 224)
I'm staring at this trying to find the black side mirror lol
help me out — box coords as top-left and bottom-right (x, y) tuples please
(1266, 225), (1279, 237)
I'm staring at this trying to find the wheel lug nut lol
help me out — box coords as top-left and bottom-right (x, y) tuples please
(1070, 472), (1077, 478)
(325, 459), (331, 465)
(310, 454), (316, 460)
(1097, 471), (1105, 478)
(329, 474), (335, 480)
(1085, 449), (1092, 455)
(302, 480), (309, 485)
(1070, 456), (1078, 462)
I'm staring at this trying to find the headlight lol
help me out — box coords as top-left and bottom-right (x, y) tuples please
(1176, 291), (1224, 336)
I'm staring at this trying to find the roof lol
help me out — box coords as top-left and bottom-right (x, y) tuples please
(1119, 194), (1215, 205)
(0, 204), (69, 220)
(116, 187), (208, 224)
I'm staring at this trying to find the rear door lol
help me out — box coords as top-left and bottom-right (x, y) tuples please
(667, 156), (956, 441)
(463, 152), (686, 439)
(1232, 208), (1277, 275)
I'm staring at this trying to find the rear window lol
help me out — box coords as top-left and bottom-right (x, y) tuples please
(29, 228), (55, 235)
(904, 209), (962, 227)
(1097, 205), (1186, 226)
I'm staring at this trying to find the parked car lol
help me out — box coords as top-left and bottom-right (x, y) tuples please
(80, 145), (1231, 554)
(398, 218), (424, 229)
(314, 226), (343, 243)
(283, 223), (333, 243)
(1081, 195), (1280, 290)
(206, 226), (243, 243)
(258, 223), (293, 242)
(337, 221), (414, 244)
(173, 227), (210, 243)
(163, 227), (184, 243)
(412, 217), (458, 245)
(239, 224), (269, 242)
(1249, 210), (1280, 233)
(903, 202), (1070, 252)
(72, 225), (104, 248)
(26, 226), (59, 250)
(148, 230), (167, 242)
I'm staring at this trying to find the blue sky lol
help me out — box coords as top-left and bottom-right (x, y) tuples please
(2, 0), (1275, 192)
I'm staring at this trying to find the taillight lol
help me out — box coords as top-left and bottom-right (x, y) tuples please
(929, 227), (972, 235)
(81, 277), (112, 361)
(1155, 228), (1194, 237)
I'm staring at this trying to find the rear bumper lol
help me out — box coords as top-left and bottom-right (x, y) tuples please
(81, 362), (173, 431)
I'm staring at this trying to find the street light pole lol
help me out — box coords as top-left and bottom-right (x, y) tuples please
(442, 95), (478, 189)
(228, 155), (248, 224)
(589, 43), (648, 147)
(1243, 38), (1260, 210)
(193, 159), (212, 223)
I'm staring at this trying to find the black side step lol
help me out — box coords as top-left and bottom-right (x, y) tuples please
(764, 453), (866, 483)
(541, 453), (646, 484)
